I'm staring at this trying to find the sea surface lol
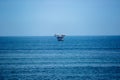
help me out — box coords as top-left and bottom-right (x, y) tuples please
(0, 36), (120, 80)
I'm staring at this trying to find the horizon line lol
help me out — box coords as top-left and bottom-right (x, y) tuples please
(0, 35), (120, 37)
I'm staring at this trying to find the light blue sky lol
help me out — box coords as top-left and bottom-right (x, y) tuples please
(0, 0), (120, 36)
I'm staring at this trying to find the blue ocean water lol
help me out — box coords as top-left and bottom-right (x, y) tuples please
(0, 36), (120, 80)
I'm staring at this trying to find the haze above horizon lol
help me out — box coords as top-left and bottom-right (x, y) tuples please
(0, 0), (120, 36)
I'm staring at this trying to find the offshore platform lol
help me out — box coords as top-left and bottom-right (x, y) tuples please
(54, 34), (65, 41)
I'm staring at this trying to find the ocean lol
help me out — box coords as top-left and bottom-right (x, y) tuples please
(0, 36), (120, 80)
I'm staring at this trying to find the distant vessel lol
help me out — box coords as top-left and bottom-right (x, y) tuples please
(54, 34), (65, 41)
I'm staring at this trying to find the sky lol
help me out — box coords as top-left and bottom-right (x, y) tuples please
(0, 0), (120, 36)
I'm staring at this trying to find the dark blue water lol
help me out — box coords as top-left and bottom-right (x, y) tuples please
(0, 36), (120, 80)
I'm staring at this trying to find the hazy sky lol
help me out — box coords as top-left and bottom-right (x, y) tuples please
(0, 0), (120, 36)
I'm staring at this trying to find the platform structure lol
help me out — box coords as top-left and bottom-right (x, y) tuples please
(54, 34), (65, 41)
